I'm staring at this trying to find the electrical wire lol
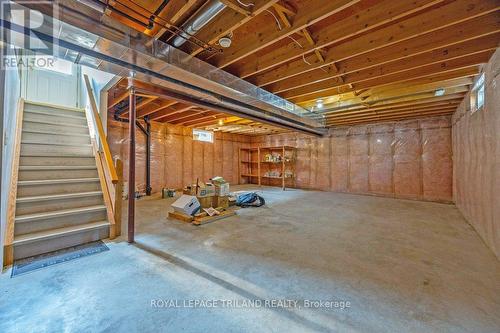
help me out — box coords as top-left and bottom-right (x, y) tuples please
(237, 0), (254, 7)
(265, 9), (282, 31)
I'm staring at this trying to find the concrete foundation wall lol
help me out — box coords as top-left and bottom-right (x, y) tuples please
(452, 49), (500, 260)
(107, 118), (250, 193)
(251, 116), (453, 203)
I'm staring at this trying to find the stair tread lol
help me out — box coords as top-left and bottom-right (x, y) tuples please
(17, 191), (103, 203)
(25, 101), (85, 113)
(23, 129), (90, 137)
(20, 153), (94, 158)
(24, 109), (86, 120)
(20, 165), (97, 170)
(24, 119), (88, 128)
(21, 140), (92, 147)
(15, 205), (106, 222)
(13, 221), (109, 245)
(18, 178), (100, 185)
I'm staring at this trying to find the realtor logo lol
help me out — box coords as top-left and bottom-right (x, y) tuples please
(1, 0), (59, 69)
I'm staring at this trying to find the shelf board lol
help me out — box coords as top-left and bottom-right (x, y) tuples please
(261, 161), (294, 164)
(240, 148), (258, 151)
(262, 175), (295, 178)
(259, 146), (295, 150)
(241, 174), (258, 177)
(240, 161), (258, 163)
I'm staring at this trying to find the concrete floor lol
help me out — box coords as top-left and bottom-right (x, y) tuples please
(1, 185), (499, 333)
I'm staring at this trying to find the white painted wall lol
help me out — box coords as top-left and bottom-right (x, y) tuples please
(23, 56), (80, 108)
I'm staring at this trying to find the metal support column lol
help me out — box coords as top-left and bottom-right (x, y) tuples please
(127, 81), (136, 243)
(144, 116), (152, 196)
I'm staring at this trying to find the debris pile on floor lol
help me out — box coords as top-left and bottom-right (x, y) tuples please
(168, 176), (249, 225)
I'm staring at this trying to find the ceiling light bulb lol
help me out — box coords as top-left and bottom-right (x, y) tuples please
(435, 88), (445, 96)
(316, 99), (324, 109)
(218, 119), (224, 126)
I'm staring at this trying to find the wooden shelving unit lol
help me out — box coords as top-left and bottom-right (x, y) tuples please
(239, 146), (296, 190)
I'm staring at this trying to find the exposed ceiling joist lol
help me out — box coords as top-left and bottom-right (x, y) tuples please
(250, 0), (499, 86)
(267, 32), (500, 94)
(237, 0), (446, 78)
(208, 0), (361, 68)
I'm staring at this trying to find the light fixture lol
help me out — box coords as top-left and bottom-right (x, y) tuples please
(218, 119), (224, 126)
(219, 36), (232, 48)
(434, 88), (445, 96)
(316, 99), (324, 109)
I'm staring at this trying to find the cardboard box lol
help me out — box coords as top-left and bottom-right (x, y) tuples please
(215, 183), (230, 196)
(199, 183), (215, 197)
(212, 195), (229, 209)
(171, 195), (200, 216)
(185, 183), (215, 197)
(197, 196), (213, 209)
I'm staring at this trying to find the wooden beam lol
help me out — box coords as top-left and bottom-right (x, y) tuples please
(325, 102), (461, 121)
(185, 114), (230, 127)
(327, 108), (456, 125)
(107, 90), (129, 110)
(150, 105), (196, 121)
(249, 0), (500, 85)
(208, 0), (361, 68)
(173, 111), (221, 125)
(256, 13), (500, 88)
(182, 113), (226, 126)
(317, 80), (471, 112)
(273, 5), (292, 28)
(121, 96), (160, 117)
(137, 100), (177, 118)
(267, 32), (500, 94)
(322, 93), (467, 117)
(274, 2), (296, 16)
(161, 109), (205, 122)
(220, 0), (252, 16)
(299, 73), (474, 108)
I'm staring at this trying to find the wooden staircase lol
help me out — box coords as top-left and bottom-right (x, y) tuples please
(3, 88), (122, 266)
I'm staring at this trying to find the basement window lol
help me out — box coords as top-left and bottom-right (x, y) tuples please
(193, 129), (214, 143)
(470, 73), (485, 113)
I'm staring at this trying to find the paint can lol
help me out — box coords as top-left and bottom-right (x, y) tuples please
(162, 188), (176, 198)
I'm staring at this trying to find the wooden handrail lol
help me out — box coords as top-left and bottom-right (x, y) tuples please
(3, 98), (25, 266)
(83, 74), (118, 184)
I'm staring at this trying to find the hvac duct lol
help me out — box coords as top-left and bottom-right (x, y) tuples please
(76, 0), (105, 14)
(172, 0), (226, 48)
